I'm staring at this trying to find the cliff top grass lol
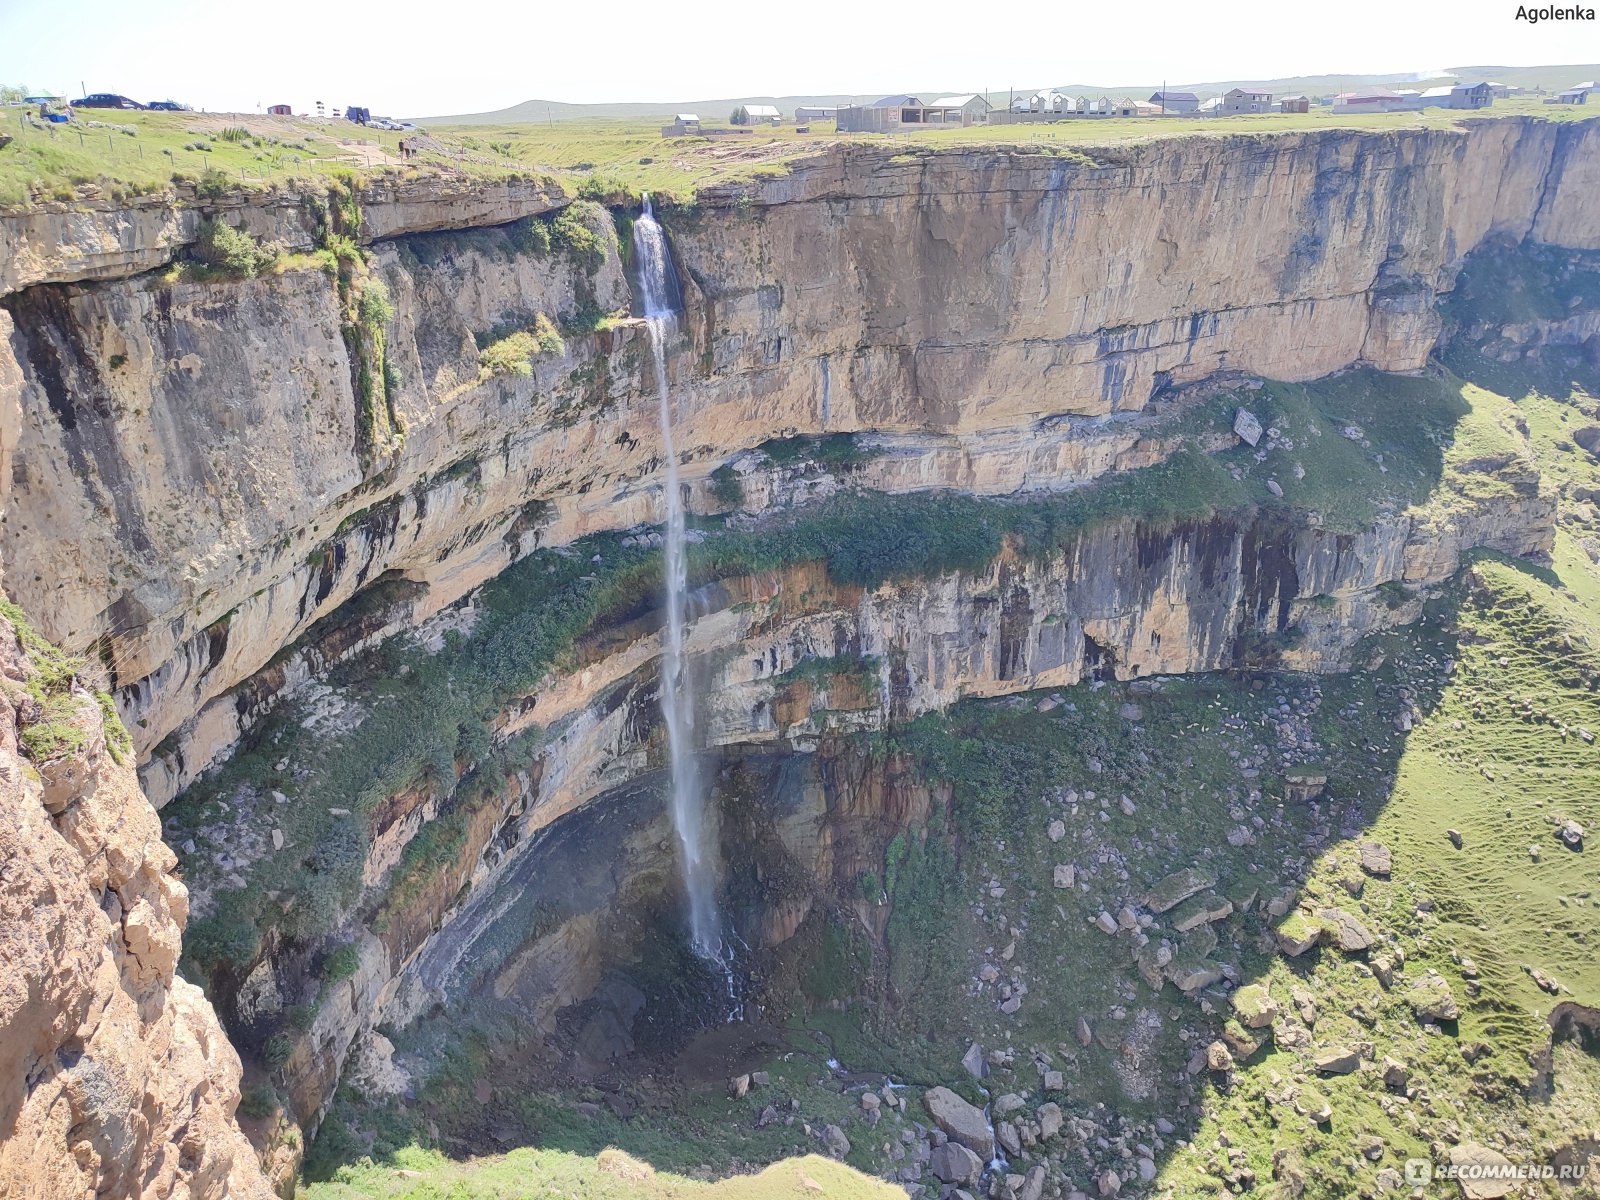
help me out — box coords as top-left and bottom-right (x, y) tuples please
(308, 1145), (901, 1200)
(2, 100), (1593, 212)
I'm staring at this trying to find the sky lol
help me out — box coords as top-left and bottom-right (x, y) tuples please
(0, 0), (1592, 116)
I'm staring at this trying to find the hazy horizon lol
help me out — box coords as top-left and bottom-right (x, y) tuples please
(1, 0), (1591, 118)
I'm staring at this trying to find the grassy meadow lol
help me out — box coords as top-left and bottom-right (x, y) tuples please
(2, 98), (1594, 211)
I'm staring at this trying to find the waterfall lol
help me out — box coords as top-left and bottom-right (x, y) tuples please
(632, 198), (728, 972)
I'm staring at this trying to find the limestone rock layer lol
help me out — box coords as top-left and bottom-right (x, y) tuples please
(0, 118), (1594, 802)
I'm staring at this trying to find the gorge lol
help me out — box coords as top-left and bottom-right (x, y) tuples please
(2, 112), (1599, 1200)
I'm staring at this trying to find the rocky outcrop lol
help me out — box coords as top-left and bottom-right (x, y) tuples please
(0, 174), (568, 294)
(0, 117), (1595, 809)
(0, 615), (270, 1198)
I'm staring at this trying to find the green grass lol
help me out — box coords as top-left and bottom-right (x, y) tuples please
(0, 598), (131, 763)
(4, 104), (1594, 212)
(307, 1145), (900, 1200)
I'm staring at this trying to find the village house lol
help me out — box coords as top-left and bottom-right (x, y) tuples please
(1333, 86), (1407, 112)
(267, 104), (292, 116)
(924, 95), (992, 125)
(837, 95), (924, 132)
(1220, 87), (1273, 115)
(1552, 81), (1597, 104)
(1083, 98), (1157, 117)
(1420, 82), (1493, 109)
(1278, 95), (1310, 114)
(662, 113), (702, 136)
(1014, 89), (1075, 114)
(794, 106), (837, 121)
(731, 104), (781, 125)
(1149, 90), (1200, 113)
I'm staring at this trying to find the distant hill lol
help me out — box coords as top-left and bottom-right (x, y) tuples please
(415, 64), (1600, 125)
(413, 94), (921, 125)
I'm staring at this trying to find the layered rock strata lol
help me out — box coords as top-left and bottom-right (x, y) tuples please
(0, 117), (1596, 802)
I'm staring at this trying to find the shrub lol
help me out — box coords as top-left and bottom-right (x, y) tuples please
(479, 315), (563, 377)
(709, 463), (744, 508)
(512, 214), (551, 256)
(192, 217), (276, 278)
(356, 276), (394, 332)
(262, 1034), (292, 1069)
(551, 200), (607, 272)
(238, 1085), (278, 1120)
(323, 943), (361, 982)
(532, 312), (564, 356)
(479, 330), (537, 377)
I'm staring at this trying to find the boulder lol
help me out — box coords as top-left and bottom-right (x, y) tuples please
(1171, 891), (1234, 932)
(1558, 819), (1584, 850)
(1053, 864), (1076, 889)
(1274, 912), (1319, 957)
(822, 1124), (851, 1158)
(961, 1042), (987, 1080)
(1168, 960), (1224, 993)
(1314, 1047), (1360, 1074)
(1406, 976), (1461, 1022)
(929, 1142), (983, 1186)
(1234, 408), (1264, 447)
(1284, 770), (1328, 802)
(1037, 1102), (1063, 1139)
(1317, 907), (1375, 952)
(1358, 841), (1392, 877)
(1382, 1056), (1410, 1092)
(1019, 1165), (1047, 1200)
(1448, 1142), (1518, 1199)
(1144, 867), (1216, 914)
(1206, 1040), (1235, 1072)
(1231, 983), (1279, 1029)
(923, 1086), (995, 1160)
(994, 1093), (1027, 1117)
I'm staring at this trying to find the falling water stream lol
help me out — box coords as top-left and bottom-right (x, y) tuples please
(633, 198), (739, 1011)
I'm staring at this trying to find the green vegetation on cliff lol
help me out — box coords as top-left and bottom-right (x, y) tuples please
(2, 104), (1593, 212)
(309, 1146), (900, 1200)
(285, 239), (1600, 1196)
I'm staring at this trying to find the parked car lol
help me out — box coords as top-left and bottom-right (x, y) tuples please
(73, 93), (144, 110)
(147, 99), (190, 111)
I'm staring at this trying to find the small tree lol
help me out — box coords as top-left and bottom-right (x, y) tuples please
(730, 106), (745, 126)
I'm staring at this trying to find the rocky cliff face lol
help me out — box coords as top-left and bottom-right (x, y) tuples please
(0, 613), (271, 1198)
(0, 115), (1594, 1190)
(171, 436), (1553, 1138)
(0, 118), (1595, 811)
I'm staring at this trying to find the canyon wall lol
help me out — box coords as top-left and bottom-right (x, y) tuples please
(194, 458), (1552, 1135)
(0, 615), (271, 1198)
(0, 117), (1595, 805)
(0, 114), (1594, 1188)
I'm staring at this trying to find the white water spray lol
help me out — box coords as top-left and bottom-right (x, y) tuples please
(633, 199), (731, 981)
